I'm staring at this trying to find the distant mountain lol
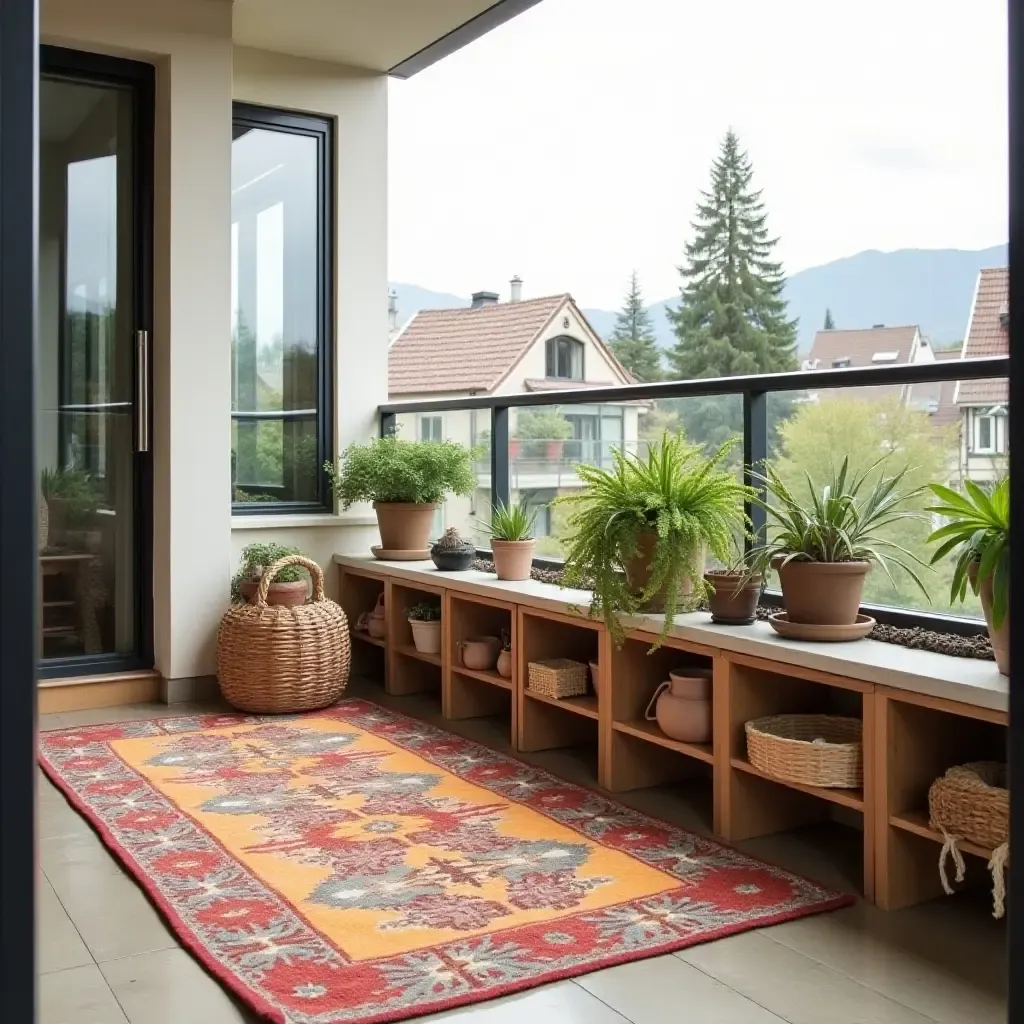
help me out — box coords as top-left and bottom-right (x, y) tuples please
(391, 245), (1007, 355)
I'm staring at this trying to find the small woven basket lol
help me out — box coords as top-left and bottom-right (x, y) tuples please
(929, 762), (1008, 851)
(217, 556), (351, 714)
(745, 714), (863, 789)
(527, 658), (589, 699)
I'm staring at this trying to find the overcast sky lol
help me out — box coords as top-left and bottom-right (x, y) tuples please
(388, 0), (1008, 310)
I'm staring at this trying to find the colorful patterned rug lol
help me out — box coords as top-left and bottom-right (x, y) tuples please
(39, 700), (852, 1023)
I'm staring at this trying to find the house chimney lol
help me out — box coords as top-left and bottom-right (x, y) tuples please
(471, 291), (499, 309)
(387, 289), (398, 332)
(509, 275), (523, 303)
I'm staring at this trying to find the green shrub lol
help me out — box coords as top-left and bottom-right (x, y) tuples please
(326, 435), (475, 506)
(515, 410), (573, 441)
(230, 542), (310, 603)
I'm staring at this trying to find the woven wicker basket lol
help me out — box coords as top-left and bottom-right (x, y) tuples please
(745, 714), (863, 789)
(527, 659), (589, 699)
(217, 555), (350, 714)
(929, 761), (1008, 851)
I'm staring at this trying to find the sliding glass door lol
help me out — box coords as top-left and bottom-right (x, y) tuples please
(37, 48), (153, 676)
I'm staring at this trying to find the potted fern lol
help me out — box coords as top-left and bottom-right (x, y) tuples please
(557, 435), (752, 646)
(327, 435), (475, 559)
(231, 542), (310, 607)
(926, 477), (1009, 674)
(747, 457), (928, 637)
(480, 499), (538, 581)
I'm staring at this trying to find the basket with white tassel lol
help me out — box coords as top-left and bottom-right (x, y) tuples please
(928, 761), (1009, 918)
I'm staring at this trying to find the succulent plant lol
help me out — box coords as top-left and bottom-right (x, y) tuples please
(433, 527), (473, 552)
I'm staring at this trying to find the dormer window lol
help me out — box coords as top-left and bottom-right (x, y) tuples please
(871, 351), (899, 363)
(546, 336), (584, 380)
(832, 357), (851, 368)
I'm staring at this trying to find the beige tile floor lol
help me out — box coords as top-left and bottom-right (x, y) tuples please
(37, 682), (1008, 1024)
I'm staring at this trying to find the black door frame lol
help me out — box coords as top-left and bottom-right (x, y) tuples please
(37, 45), (154, 680)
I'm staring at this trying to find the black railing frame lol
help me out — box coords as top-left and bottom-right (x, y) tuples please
(382, 356), (1010, 636)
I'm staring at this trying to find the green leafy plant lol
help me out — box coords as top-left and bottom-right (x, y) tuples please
(514, 410), (573, 441)
(326, 435), (476, 507)
(407, 599), (442, 622)
(230, 542), (310, 603)
(926, 477), (1009, 628)
(556, 434), (753, 645)
(40, 466), (101, 528)
(479, 499), (538, 542)
(747, 456), (929, 594)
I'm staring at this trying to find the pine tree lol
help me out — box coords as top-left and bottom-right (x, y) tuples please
(667, 130), (798, 381)
(608, 271), (662, 382)
(824, 308), (836, 330)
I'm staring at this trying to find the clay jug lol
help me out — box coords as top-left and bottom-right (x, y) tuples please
(645, 669), (712, 744)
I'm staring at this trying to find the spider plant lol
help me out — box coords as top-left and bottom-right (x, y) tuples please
(557, 434), (753, 646)
(926, 477), (1008, 629)
(747, 456), (930, 596)
(479, 498), (537, 542)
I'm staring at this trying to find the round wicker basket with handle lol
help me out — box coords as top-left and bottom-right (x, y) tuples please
(217, 555), (350, 713)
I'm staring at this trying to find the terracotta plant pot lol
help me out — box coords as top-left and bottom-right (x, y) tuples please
(491, 539), (535, 581)
(239, 578), (308, 608)
(373, 502), (438, 556)
(460, 636), (501, 671)
(645, 667), (713, 744)
(546, 440), (563, 460)
(408, 618), (441, 655)
(704, 571), (762, 625)
(589, 660), (602, 701)
(623, 530), (705, 612)
(496, 649), (512, 678)
(970, 562), (1009, 676)
(776, 559), (871, 626)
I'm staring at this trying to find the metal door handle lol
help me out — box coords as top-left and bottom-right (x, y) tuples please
(135, 329), (150, 452)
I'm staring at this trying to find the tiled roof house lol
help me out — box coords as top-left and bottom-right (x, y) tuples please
(953, 268), (1009, 483)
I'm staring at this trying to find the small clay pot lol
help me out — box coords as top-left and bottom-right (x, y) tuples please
(970, 562), (1009, 675)
(491, 539), (536, 581)
(409, 618), (441, 655)
(496, 649), (512, 678)
(367, 615), (386, 639)
(239, 578), (308, 608)
(647, 668), (713, 744)
(373, 502), (438, 557)
(704, 571), (762, 624)
(460, 636), (501, 671)
(776, 559), (871, 626)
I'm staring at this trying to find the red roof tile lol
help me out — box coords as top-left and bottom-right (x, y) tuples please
(388, 295), (567, 395)
(957, 268), (1009, 406)
(805, 325), (922, 402)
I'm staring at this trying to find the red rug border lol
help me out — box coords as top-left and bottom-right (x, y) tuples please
(39, 701), (856, 1024)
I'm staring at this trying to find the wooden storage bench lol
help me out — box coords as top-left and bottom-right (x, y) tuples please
(337, 555), (1008, 911)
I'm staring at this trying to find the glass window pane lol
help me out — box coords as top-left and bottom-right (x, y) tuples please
(231, 112), (330, 510)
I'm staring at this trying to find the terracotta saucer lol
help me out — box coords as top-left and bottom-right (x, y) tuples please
(768, 612), (875, 642)
(371, 546), (431, 561)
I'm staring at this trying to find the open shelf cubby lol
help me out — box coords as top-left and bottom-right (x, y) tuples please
(606, 630), (716, 799)
(386, 581), (444, 704)
(338, 566), (386, 684)
(444, 592), (517, 745)
(874, 688), (1008, 910)
(718, 653), (874, 900)
(516, 607), (602, 783)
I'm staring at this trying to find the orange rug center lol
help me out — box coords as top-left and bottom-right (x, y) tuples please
(114, 717), (678, 960)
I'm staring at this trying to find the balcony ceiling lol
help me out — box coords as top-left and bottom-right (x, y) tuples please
(232, 0), (542, 77)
